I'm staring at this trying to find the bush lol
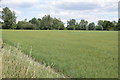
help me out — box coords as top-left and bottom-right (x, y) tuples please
(96, 25), (103, 30)
(0, 24), (2, 29)
(17, 21), (36, 30)
(22, 22), (35, 30)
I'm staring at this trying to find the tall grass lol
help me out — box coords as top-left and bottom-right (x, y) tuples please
(0, 43), (2, 79)
(0, 29), (2, 79)
(0, 47), (3, 79)
(2, 30), (118, 78)
(1, 43), (64, 78)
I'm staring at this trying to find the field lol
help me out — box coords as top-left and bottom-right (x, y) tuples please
(0, 29), (64, 78)
(1, 43), (64, 78)
(2, 30), (118, 78)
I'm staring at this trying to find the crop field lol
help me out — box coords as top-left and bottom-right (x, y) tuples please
(2, 30), (118, 78)
(1, 43), (64, 78)
(0, 30), (64, 78)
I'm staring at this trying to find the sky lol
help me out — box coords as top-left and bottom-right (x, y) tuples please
(0, 0), (119, 26)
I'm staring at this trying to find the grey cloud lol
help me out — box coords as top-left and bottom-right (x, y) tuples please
(12, 3), (34, 8)
(1, 0), (38, 8)
(119, 1), (120, 18)
(106, 7), (117, 12)
(103, 2), (118, 12)
(56, 2), (101, 11)
(1, 3), (33, 8)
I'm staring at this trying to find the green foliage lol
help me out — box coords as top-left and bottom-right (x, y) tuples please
(116, 23), (120, 30)
(40, 15), (53, 30)
(79, 19), (88, 30)
(0, 21), (3, 29)
(28, 15), (65, 30)
(96, 25), (103, 30)
(116, 18), (120, 30)
(88, 22), (95, 30)
(103, 21), (114, 30)
(52, 18), (64, 30)
(67, 19), (76, 30)
(17, 20), (35, 30)
(16, 15), (65, 30)
(22, 22), (35, 30)
(29, 18), (38, 24)
(1, 7), (16, 29)
(11, 24), (17, 29)
(3, 30), (118, 78)
(98, 20), (115, 30)
(17, 21), (24, 29)
(75, 22), (80, 30)
(98, 20), (104, 27)
(29, 18), (40, 30)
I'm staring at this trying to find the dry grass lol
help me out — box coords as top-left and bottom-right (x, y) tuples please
(0, 48), (2, 79)
(0, 28), (2, 79)
(0, 29), (2, 79)
(1, 43), (65, 78)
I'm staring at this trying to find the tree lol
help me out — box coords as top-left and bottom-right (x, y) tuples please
(22, 22), (35, 30)
(1, 7), (16, 29)
(88, 22), (95, 30)
(0, 21), (3, 29)
(29, 18), (40, 30)
(75, 22), (80, 30)
(103, 20), (114, 30)
(112, 21), (117, 27)
(52, 18), (59, 30)
(57, 20), (64, 30)
(52, 18), (64, 30)
(16, 15), (65, 30)
(67, 19), (76, 30)
(41, 15), (53, 30)
(79, 19), (88, 30)
(97, 20), (104, 30)
(116, 18), (120, 30)
(96, 25), (103, 30)
(98, 20), (114, 30)
(17, 21), (24, 29)
(17, 20), (35, 30)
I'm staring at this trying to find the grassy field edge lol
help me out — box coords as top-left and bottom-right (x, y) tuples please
(1, 42), (65, 78)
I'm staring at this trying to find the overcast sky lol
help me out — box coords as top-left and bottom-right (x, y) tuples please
(0, 0), (119, 25)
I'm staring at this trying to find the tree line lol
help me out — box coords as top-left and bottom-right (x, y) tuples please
(0, 7), (120, 31)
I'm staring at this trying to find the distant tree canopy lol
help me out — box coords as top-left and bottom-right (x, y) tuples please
(0, 7), (120, 31)
(0, 21), (3, 29)
(17, 20), (35, 30)
(15, 15), (64, 30)
(1, 7), (16, 29)
(116, 18), (120, 30)
(88, 22), (95, 30)
(67, 19), (76, 30)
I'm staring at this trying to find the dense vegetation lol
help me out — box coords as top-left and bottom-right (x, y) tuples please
(1, 43), (64, 78)
(0, 7), (120, 31)
(3, 30), (118, 78)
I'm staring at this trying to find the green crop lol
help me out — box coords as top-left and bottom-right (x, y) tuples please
(2, 30), (118, 78)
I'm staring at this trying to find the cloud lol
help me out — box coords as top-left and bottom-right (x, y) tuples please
(0, 0), (119, 24)
(10, 8), (22, 15)
(1, 0), (40, 8)
(0, 8), (3, 11)
(55, 2), (100, 11)
(118, 1), (120, 18)
(53, 0), (118, 12)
